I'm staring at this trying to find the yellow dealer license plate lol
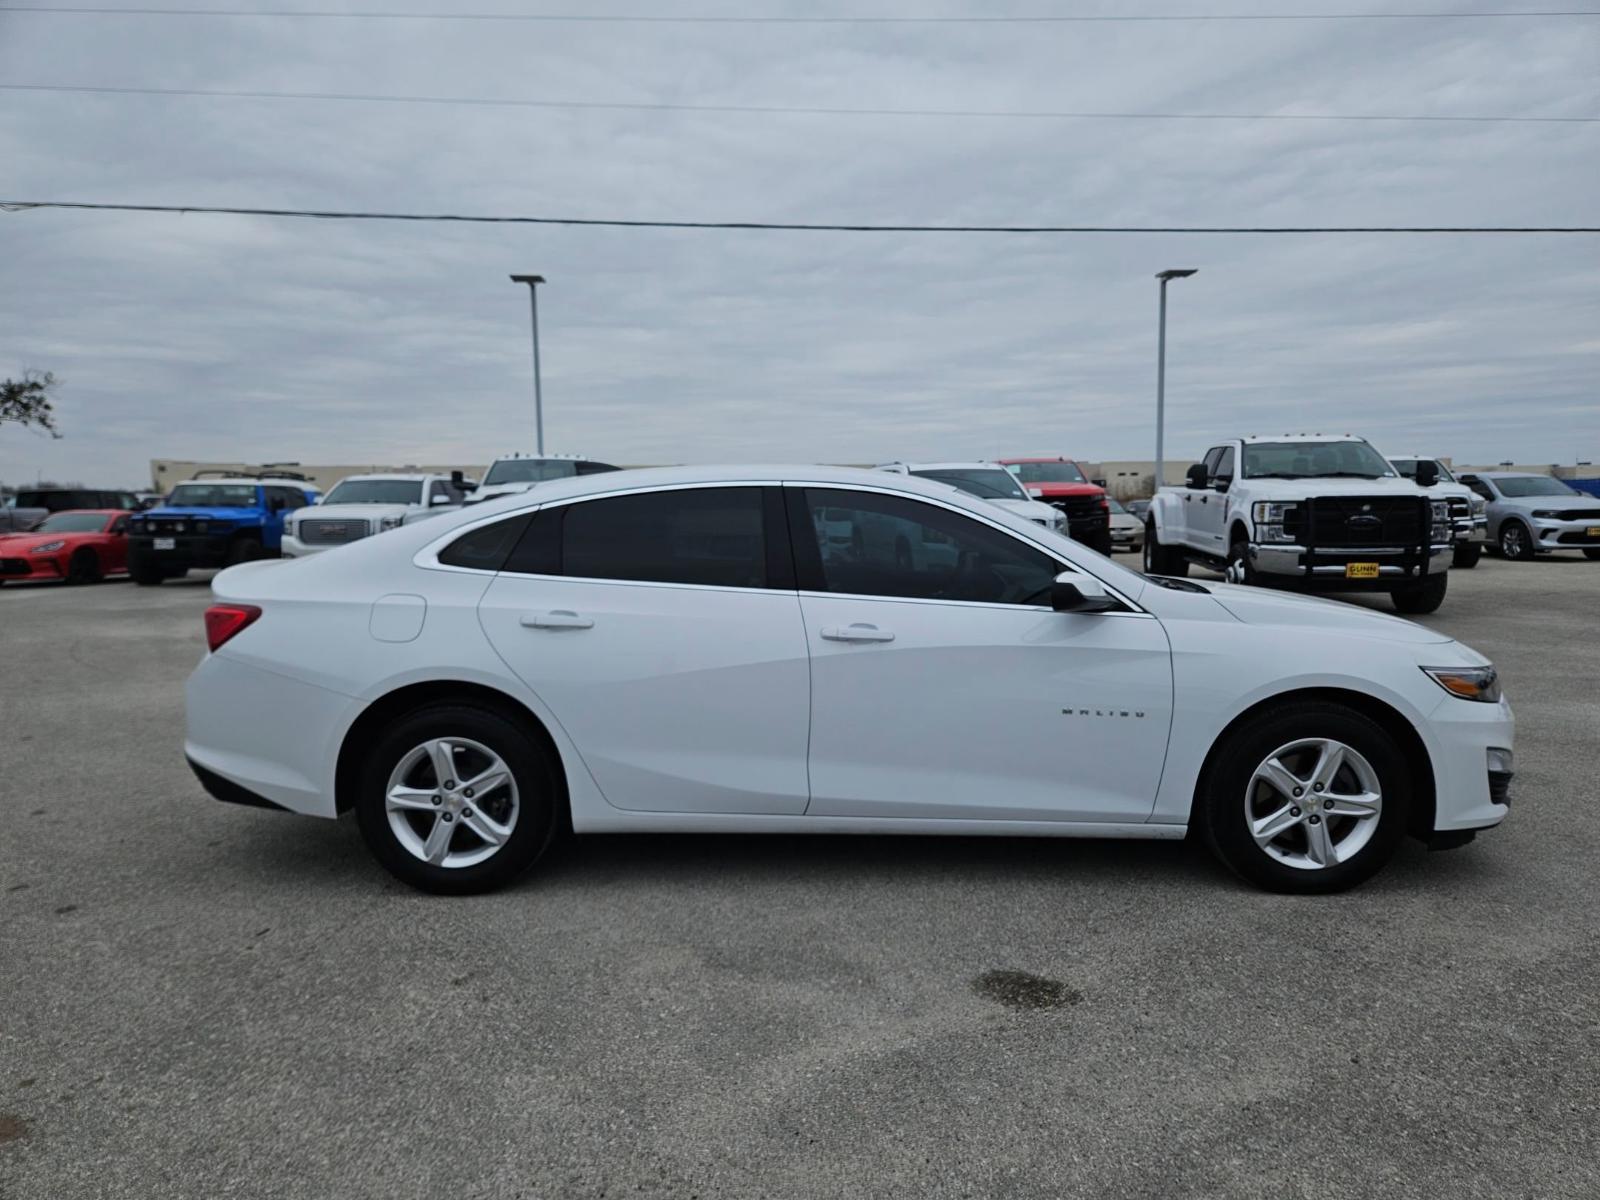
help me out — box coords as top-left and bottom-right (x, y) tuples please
(1587, 526), (1600, 538)
(1346, 562), (1380, 579)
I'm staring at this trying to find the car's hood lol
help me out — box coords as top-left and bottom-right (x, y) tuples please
(141, 506), (252, 520)
(991, 498), (1059, 520)
(0, 529), (74, 546)
(1109, 513), (1142, 530)
(1497, 493), (1600, 512)
(297, 503), (414, 521)
(1206, 583), (1453, 644)
(1232, 478), (1433, 498)
(1021, 482), (1102, 498)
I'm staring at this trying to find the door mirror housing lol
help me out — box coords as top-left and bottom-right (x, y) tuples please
(1414, 460), (1440, 488)
(430, 493), (453, 506)
(1213, 476), (1232, 494)
(1185, 463), (1209, 489)
(1050, 571), (1119, 613)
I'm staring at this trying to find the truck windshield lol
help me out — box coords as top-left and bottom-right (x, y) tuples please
(167, 484), (258, 507)
(912, 469), (1029, 501)
(1243, 441), (1397, 480)
(1007, 462), (1086, 485)
(324, 480), (423, 505)
(1391, 458), (1457, 483)
(1494, 476), (1579, 498)
(483, 459), (579, 485)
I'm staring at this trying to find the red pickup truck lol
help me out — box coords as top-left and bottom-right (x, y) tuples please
(996, 457), (1112, 553)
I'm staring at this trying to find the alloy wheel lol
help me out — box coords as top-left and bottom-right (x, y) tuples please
(1244, 738), (1383, 871)
(384, 736), (520, 869)
(1501, 524), (1527, 559)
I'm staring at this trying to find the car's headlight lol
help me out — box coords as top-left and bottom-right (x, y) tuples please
(380, 515), (404, 531)
(1422, 665), (1501, 703)
(1531, 509), (1557, 519)
(31, 540), (66, 553)
(1470, 496), (1486, 515)
(1430, 500), (1450, 528)
(1253, 501), (1298, 524)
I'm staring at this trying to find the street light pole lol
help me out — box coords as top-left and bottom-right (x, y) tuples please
(510, 274), (547, 454)
(1154, 268), (1197, 491)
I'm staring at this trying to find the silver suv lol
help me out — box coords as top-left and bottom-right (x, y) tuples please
(1459, 472), (1600, 561)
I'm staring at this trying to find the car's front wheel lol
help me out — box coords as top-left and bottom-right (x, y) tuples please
(1198, 701), (1410, 893)
(355, 703), (562, 894)
(1499, 520), (1535, 561)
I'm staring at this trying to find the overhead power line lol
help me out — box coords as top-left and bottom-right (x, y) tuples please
(2, 5), (1597, 22)
(5, 201), (1597, 234)
(4, 82), (1594, 125)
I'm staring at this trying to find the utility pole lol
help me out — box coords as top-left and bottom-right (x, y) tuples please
(1154, 269), (1197, 489)
(510, 274), (547, 454)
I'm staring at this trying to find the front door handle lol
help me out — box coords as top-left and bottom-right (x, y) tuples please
(820, 623), (895, 643)
(521, 610), (594, 630)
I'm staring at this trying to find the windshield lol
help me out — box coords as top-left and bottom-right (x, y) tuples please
(1242, 441), (1397, 480)
(483, 459), (579, 486)
(1494, 475), (1580, 498)
(912, 468), (1029, 501)
(1391, 458), (1457, 483)
(166, 483), (258, 508)
(324, 479), (424, 505)
(1007, 461), (1087, 485)
(32, 512), (109, 533)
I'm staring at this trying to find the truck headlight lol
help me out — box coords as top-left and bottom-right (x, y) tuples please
(1422, 665), (1501, 703)
(1252, 501), (1298, 524)
(1430, 500), (1450, 528)
(1257, 524), (1296, 544)
(380, 515), (404, 531)
(1470, 496), (1486, 515)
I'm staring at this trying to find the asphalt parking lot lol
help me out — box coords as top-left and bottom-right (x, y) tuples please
(2, 556), (1597, 1199)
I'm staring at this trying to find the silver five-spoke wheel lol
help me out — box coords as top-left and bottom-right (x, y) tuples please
(385, 736), (519, 870)
(1245, 738), (1382, 871)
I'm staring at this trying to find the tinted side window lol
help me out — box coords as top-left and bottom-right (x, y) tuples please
(561, 487), (767, 589)
(439, 514), (532, 571)
(797, 488), (1059, 605)
(1213, 446), (1236, 482)
(1201, 448), (1224, 477)
(574, 460), (621, 475)
(1466, 478), (1495, 501)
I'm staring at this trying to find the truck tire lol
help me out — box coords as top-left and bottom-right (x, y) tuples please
(227, 536), (264, 566)
(1498, 520), (1535, 561)
(1143, 520), (1187, 577)
(1452, 542), (1482, 569)
(130, 558), (165, 586)
(1392, 573), (1448, 615)
(1225, 538), (1255, 586)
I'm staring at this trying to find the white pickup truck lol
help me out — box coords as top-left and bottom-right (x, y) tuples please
(281, 472), (475, 556)
(1143, 434), (1454, 614)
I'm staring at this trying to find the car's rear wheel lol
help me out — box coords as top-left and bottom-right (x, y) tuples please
(65, 548), (101, 585)
(1198, 701), (1410, 893)
(1499, 520), (1535, 561)
(1224, 536), (1255, 586)
(1143, 520), (1187, 576)
(1452, 542), (1482, 569)
(355, 704), (561, 894)
(227, 536), (264, 566)
(1391, 572), (1447, 615)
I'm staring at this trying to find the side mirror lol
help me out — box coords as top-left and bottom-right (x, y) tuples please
(1050, 571), (1119, 613)
(451, 470), (477, 493)
(1185, 463), (1209, 489)
(430, 494), (452, 506)
(1414, 461), (1439, 488)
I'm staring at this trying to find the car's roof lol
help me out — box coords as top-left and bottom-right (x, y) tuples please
(1474, 471), (1554, 480)
(333, 473), (435, 482)
(886, 461), (1015, 472)
(1384, 453), (1443, 461)
(1240, 433), (1362, 444)
(40, 508), (125, 517)
(994, 456), (1080, 463)
(174, 477), (309, 487)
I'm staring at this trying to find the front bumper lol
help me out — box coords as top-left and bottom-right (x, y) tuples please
(0, 554), (67, 581)
(1109, 525), (1145, 551)
(129, 532), (238, 570)
(1453, 516), (1488, 545)
(1531, 516), (1600, 549)
(1249, 541), (1453, 587)
(1424, 692), (1514, 834)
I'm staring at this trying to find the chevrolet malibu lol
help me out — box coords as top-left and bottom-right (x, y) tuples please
(185, 466), (1513, 895)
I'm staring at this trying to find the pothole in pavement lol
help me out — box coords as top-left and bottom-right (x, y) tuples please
(972, 969), (1082, 1011)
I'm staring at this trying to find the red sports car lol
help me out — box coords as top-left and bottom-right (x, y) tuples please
(0, 509), (132, 585)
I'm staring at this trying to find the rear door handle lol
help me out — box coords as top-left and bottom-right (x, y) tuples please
(820, 623), (895, 643)
(521, 610), (594, 630)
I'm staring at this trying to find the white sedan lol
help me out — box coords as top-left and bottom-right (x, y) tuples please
(186, 466), (1513, 895)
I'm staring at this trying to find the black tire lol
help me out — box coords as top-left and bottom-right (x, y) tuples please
(65, 548), (102, 585)
(1226, 537), (1255, 586)
(1452, 542), (1482, 569)
(1499, 520), (1535, 561)
(227, 536), (264, 566)
(1584, 548), (1600, 561)
(355, 703), (562, 895)
(1197, 701), (1411, 894)
(1143, 519), (1188, 577)
(1392, 572), (1448, 615)
(130, 557), (165, 586)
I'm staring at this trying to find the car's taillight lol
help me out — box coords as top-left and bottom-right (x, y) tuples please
(204, 604), (261, 652)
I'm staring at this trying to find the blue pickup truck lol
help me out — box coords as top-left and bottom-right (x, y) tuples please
(126, 471), (321, 585)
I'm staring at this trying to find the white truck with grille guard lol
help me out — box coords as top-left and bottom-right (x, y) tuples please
(1143, 434), (1454, 614)
(282, 473), (475, 557)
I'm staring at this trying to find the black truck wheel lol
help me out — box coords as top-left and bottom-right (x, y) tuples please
(1452, 542), (1482, 569)
(1143, 520), (1188, 577)
(1392, 573), (1448, 615)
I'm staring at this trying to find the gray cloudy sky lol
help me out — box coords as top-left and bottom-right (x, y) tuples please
(2, 1), (1597, 488)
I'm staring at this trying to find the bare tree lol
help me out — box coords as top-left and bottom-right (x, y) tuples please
(0, 370), (62, 437)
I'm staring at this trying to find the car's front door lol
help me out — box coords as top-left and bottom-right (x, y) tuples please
(790, 486), (1174, 823)
(475, 485), (812, 815)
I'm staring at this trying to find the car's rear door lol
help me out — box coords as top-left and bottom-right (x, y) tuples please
(789, 485), (1173, 824)
(476, 484), (812, 815)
